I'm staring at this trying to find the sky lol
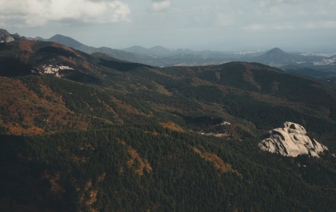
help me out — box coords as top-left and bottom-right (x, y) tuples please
(0, 0), (335, 52)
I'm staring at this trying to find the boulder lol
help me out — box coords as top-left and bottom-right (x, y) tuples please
(259, 122), (328, 157)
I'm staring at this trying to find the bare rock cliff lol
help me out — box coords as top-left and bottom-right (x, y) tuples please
(259, 122), (328, 157)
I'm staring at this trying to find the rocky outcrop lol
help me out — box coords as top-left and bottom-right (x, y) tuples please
(259, 122), (328, 157)
(32, 64), (74, 77)
(0, 29), (25, 43)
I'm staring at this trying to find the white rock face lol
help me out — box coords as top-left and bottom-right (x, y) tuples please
(5, 36), (15, 43)
(0, 36), (14, 43)
(35, 64), (74, 75)
(259, 122), (328, 157)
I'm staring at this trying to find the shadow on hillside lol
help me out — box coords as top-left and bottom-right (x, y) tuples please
(59, 70), (102, 85)
(0, 58), (32, 76)
(98, 58), (150, 72)
(38, 46), (78, 58)
(173, 112), (223, 128)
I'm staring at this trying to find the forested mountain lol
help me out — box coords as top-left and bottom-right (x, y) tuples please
(1, 38), (336, 211)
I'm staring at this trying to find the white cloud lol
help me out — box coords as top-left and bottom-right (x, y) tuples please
(273, 0), (309, 4)
(272, 23), (294, 30)
(243, 24), (265, 31)
(144, 1), (336, 32)
(323, 21), (336, 28)
(303, 21), (336, 29)
(0, 0), (131, 27)
(151, 0), (171, 12)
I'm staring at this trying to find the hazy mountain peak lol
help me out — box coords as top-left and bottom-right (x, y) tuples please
(123, 45), (149, 52)
(50, 34), (70, 39)
(150, 46), (170, 51)
(253, 47), (300, 67)
(266, 47), (286, 55)
(132, 45), (144, 48)
(48, 34), (83, 48)
(34, 36), (45, 41)
(123, 45), (172, 57)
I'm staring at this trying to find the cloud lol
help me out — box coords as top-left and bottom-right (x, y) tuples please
(243, 24), (265, 31)
(303, 21), (336, 29)
(274, 0), (308, 3)
(0, 0), (131, 27)
(144, 1), (336, 33)
(151, 0), (171, 12)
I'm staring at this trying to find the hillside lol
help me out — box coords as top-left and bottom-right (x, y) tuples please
(1, 39), (336, 211)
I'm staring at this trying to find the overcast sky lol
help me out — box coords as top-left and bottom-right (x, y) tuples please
(1, 0), (335, 51)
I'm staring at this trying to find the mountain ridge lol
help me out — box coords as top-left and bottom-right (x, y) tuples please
(49, 34), (83, 48)
(30, 31), (336, 78)
(35, 33), (139, 63)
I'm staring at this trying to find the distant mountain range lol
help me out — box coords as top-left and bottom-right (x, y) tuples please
(2, 29), (335, 79)
(33, 33), (267, 65)
(246, 48), (336, 79)
(36, 34), (138, 63)
(123, 45), (175, 57)
(36, 33), (335, 75)
(249, 47), (335, 67)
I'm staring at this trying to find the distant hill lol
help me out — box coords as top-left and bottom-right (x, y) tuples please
(48, 34), (84, 48)
(150, 46), (172, 56)
(123, 45), (150, 54)
(250, 47), (307, 67)
(123, 45), (177, 57)
(36, 34), (138, 63)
